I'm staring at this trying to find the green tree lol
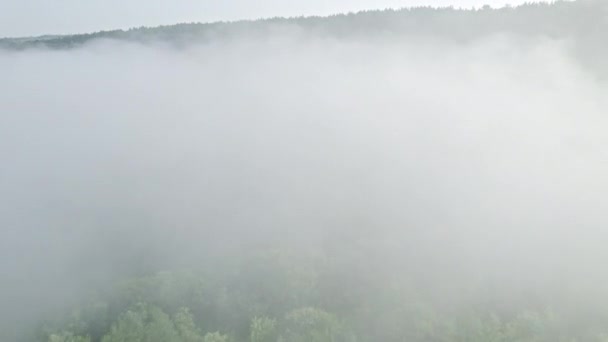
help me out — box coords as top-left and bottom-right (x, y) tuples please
(280, 307), (355, 342)
(101, 304), (180, 342)
(203, 331), (230, 342)
(48, 331), (91, 342)
(174, 308), (205, 342)
(250, 316), (278, 342)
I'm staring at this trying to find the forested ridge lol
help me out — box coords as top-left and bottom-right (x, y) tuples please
(3, 1), (608, 341)
(0, 1), (606, 49)
(2, 1), (607, 75)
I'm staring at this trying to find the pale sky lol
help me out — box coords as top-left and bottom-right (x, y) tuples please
(0, 0), (553, 38)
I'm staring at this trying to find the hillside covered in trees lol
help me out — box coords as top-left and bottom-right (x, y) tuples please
(0, 1), (602, 50)
(2, 1), (607, 75)
(3, 1), (608, 341)
(35, 249), (608, 342)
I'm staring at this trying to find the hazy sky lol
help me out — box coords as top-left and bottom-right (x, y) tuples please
(0, 0), (553, 38)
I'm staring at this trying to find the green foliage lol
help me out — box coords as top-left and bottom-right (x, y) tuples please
(101, 304), (181, 342)
(280, 307), (355, 342)
(37, 257), (608, 342)
(203, 332), (230, 342)
(174, 308), (205, 342)
(250, 316), (278, 342)
(48, 331), (91, 342)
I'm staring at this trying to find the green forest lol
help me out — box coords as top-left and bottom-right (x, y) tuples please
(33, 247), (608, 342)
(3, 1), (608, 341)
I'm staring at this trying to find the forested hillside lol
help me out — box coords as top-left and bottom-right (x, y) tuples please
(0, 1), (605, 50)
(35, 248), (608, 341)
(2, 1), (607, 74)
(3, 1), (608, 341)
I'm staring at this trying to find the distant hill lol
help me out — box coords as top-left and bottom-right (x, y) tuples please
(1, 1), (606, 75)
(0, 1), (603, 48)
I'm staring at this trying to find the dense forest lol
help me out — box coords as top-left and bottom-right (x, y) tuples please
(3, 1), (608, 341)
(32, 248), (608, 342)
(34, 255), (608, 342)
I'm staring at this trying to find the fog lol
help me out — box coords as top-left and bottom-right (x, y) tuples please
(2, 9), (608, 341)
